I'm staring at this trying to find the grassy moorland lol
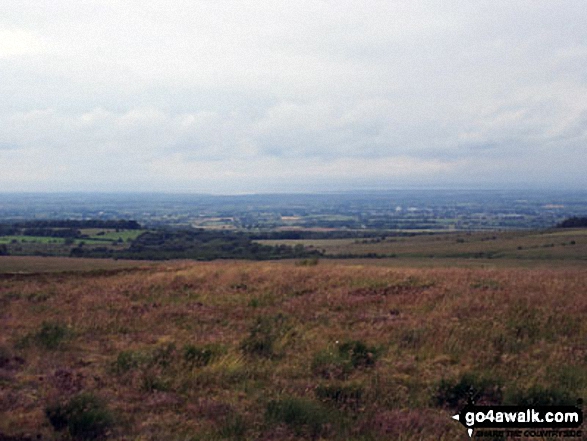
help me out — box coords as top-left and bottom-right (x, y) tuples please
(0, 256), (154, 274)
(1, 260), (586, 440)
(258, 229), (587, 262)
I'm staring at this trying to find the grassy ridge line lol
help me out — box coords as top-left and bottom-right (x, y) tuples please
(257, 229), (587, 260)
(1, 261), (586, 439)
(0, 256), (153, 274)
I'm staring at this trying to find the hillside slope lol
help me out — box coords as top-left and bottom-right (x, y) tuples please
(1, 261), (586, 440)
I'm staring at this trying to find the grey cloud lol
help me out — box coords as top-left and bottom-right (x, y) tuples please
(0, 0), (586, 191)
(0, 142), (21, 150)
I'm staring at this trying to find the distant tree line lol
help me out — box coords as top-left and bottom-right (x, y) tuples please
(0, 219), (141, 239)
(21, 227), (82, 238)
(556, 217), (587, 228)
(70, 229), (322, 261)
(12, 220), (141, 230)
(0, 225), (19, 236)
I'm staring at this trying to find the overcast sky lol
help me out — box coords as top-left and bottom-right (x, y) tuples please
(1, 0), (586, 193)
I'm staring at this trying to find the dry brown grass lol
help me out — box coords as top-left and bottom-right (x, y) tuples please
(258, 228), (587, 263)
(1, 260), (586, 440)
(0, 256), (154, 274)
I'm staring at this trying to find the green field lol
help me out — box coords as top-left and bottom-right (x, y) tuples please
(0, 229), (144, 259)
(79, 228), (146, 241)
(0, 236), (68, 244)
(1, 228), (586, 273)
(0, 235), (116, 245)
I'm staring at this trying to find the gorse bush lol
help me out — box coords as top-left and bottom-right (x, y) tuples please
(217, 411), (248, 440)
(113, 342), (200, 374)
(151, 342), (177, 368)
(140, 370), (170, 392)
(0, 345), (10, 368)
(311, 349), (353, 380)
(312, 340), (379, 380)
(46, 392), (114, 440)
(265, 397), (333, 438)
(241, 314), (288, 358)
(112, 350), (145, 373)
(315, 383), (364, 411)
(26, 291), (52, 302)
(112, 342), (225, 394)
(505, 385), (575, 406)
(295, 257), (319, 266)
(33, 321), (69, 349)
(398, 328), (425, 349)
(470, 279), (501, 290)
(338, 340), (379, 369)
(506, 301), (543, 343)
(434, 373), (503, 408)
(183, 344), (216, 367)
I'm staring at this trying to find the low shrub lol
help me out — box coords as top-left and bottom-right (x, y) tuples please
(311, 350), (352, 380)
(312, 340), (379, 380)
(0, 345), (10, 368)
(151, 342), (177, 368)
(183, 344), (219, 367)
(140, 370), (170, 392)
(470, 279), (501, 290)
(32, 321), (69, 350)
(217, 412), (248, 440)
(113, 342), (191, 375)
(112, 350), (145, 374)
(241, 314), (288, 359)
(338, 340), (379, 369)
(315, 383), (364, 412)
(265, 397), (333, 438)
(46, 392), (114, 440)
(505, 385), (575, 406)
(434, 373), (502, 408)
(295, 257), (319, 266)
(398, 328), (425, 350)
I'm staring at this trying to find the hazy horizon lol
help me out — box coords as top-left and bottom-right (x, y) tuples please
(1, 1), (586, 193)
(1, 186), (587, 196)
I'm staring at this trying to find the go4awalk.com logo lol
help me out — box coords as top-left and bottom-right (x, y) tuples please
(451, 399), (583, 438)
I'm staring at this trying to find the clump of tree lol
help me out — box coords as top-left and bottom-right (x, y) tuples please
(71, 228), (322, 261)
(16, 219), (141, 230)
(21, 227), (82, 238)
(0, 219), (142, 239)
(556, 217), (587, 228)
